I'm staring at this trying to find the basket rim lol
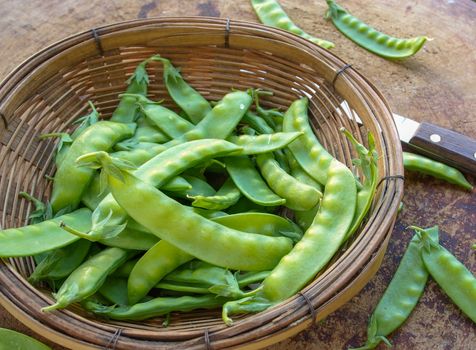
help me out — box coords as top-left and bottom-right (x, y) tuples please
(0, 16), (404, 350)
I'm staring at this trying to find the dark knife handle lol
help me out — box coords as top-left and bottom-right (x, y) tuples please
(407, 122), (476, 176)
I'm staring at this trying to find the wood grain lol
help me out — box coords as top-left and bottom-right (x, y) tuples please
(0, 1), (474, 349)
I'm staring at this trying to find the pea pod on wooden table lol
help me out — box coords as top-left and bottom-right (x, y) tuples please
(325, 0), (428, 59)
(251, 0), (335, 49)
(83, 152), (293, 271)
(351, 226), (439, 350)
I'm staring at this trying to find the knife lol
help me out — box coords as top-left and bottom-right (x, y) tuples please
(338, 101), (476, 175)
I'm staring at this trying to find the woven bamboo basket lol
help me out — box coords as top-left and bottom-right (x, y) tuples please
(0, 17), (403, 349)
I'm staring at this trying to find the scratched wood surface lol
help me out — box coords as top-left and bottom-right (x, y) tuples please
(0, 1), (474, 349)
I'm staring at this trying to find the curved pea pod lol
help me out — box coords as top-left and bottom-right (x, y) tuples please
(99, 277), (129, 306)
(403, 152), (472, 190)
(149, 56), (212, 124)
(110, 56), (154, 123)
(0, 328), (51, 350)
(251, 0), (334, 49)
(256, 152), (322, 211)
(228, 132), (302, 155)
(50, 121), (136, 213)
(415, 227), (476, 323)
(351, 226), (439, 350)
(225, 156), (285, 207)
(190, 178), (241, 210)
(128, 240), (194, 304)
(262, 159), (356, 302)
(0, 208), (91, 257)
(42, 247), (129, 311)
(169, 175), (216, 199)
(325, 0), (428, 59)
(94, 155), (293, 271)
(283, 98), (334, 185)
(83, 294), (228, 321)
(222, 295), (273, 326)
(29, 239), (91, 283)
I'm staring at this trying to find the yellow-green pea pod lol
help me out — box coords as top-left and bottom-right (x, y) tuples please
(350, 226), (439, 350)
(149, 56), (212, 124)
(111, 142), (167, 166)
(118, 116), (169, 145)
(93, 153), (293, 271)
(100, 225), (159, 251)
(128, 240), (194, 304)
(415, 227), (476, 323)
(0, 208), (91, 257)
(42, 247), (129, 311)
(50, 121), (136, 213)
(256, 152), (322, 211)
(0, 328), (51, 350)
(225, 155), (286, 207)
(169, 175), (216, 199)
(403, 152), (473, 190)
(83, 294), (228, 321)
(325, 0), (428, 60)
(283, 97), (334, 185)
(262, 159), (356, 301)
(228, 131), (303, 155)
(111, 258), (139, 279)
(190, 178), (241, 210)
(251, 0), (334, 49)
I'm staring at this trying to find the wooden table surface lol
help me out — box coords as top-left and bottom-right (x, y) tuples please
(0, 1), (474, 349)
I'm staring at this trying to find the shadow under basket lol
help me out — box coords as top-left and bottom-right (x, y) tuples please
(0, 17), (403, 349)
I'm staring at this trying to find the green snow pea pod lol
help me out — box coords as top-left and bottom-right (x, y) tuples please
(0, 208), (91, 257)
(350, 226), (439, 350)
(111, 142), (166, 166)
(414, 226), (476, 323)
(83, 294), (228, 321)
(100, 225), (159, 251)
(325, 1), (428, 59)
(149, 56), (212, 124)
(118, 116), (169, 146)
(110, 56), (155, 123)
(0, 328), (51, 350)
(99, 277), (129, 305)
(225, 156), (285, 207)
(283, 97), (333, 185)
(169, 175), (216, 199)
(128, 240), (194, 304)
(228, 132), (302, 155)
(50, 121), (136, 213)
(124, 94), (194, 138)
(341, 128), (379, 241)
(42, 247), (129, 311)
(155, 281), (210, 295)
(252, 89), (284, 130)
(111, 258), (139, 279)
(29, 239), (92, 283)
(251, 0), (334, 49)
(192, 208), (228, 219)
(242, 111), (274, 134)
(403, 152), (472, 190)
(237, 271), (271, 287)
(68, 139), (241, 241)
(256, 152), (322, 211)
(87, 152), (293, 271)
(19, 192), (52, 225)
(190, 178), (241, 210)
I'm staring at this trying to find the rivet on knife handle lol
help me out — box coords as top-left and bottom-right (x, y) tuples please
(408, 122), (476, 176)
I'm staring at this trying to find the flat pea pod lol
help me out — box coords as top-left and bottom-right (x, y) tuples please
(283, 97), (334, 185)
(325, 0), (428, 59)
(42, 247), (129, 311)
(119, 116), (169, 145)
(111, 142), (166, 166)
(225, 156), (285, 207)
(163, 261), (231, 286)
(169, 175), (216, 199)
(0, 208), (91, 257)
(415, 227), (476, 323)
(190, 178), (241, 210)
(110, 56), (154, 123)
(99, 277), (129, 305)
(50, 121), (136, 213)
(72, 140), (241, 241)
(150, 56), (212, 124)
(351, 226), (439, 350)
(28, 239), (91, 283)
(262, 159), (356, 301)
(155, 281), (210, 294)
(100, 225), (159, 251)
(93, 154), (293, 271)
(403, 152), (472, 190)
(251, 0), (334, 49)
(111, 258), (139, 279)
(242, 111), (274, 134)
(0, 327), (51, 350)
(83, 295), (228, 321)
(228, 131), (302, 155)
(128, 240), (194, 304)
(256, 152), (322, 211)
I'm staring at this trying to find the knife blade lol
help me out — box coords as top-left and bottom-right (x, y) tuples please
(337, 101), (476, 175)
